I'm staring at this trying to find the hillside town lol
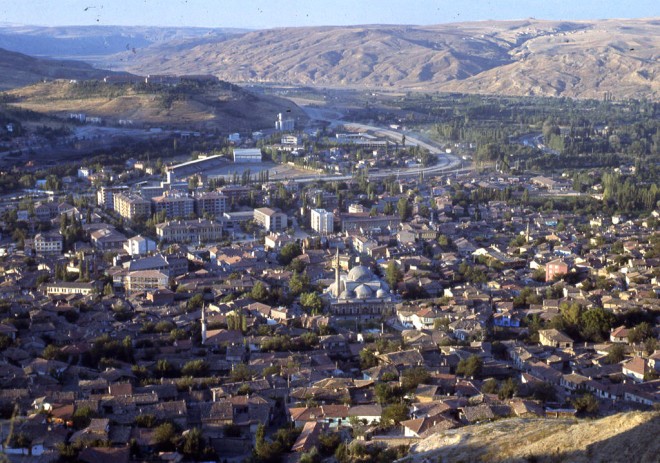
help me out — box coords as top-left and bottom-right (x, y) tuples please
(0, 118), (657, 463)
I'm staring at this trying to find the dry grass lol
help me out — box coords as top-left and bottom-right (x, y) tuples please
(6, 80), (305, 130)
(409, 411), (660, 463)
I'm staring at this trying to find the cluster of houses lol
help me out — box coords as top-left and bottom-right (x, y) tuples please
(0, 157), (657, 462)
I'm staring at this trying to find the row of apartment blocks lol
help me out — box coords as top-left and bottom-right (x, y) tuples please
(142, 207), (289, 244)
(100, 187), (228, 221)
(153, 207), (288, 243)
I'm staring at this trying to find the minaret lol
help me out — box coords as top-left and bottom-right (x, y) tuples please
(334, 248), (341, 298)
(526, 220), (531, 243)
(201, 304), (207, 345)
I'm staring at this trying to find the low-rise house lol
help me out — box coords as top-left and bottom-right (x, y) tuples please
(45, 281), (101, 296)
(90, 228), (127, 250)
(622, 356), (647, 382)
(538, 329), (574, 349)
(610, 325), (630, 343)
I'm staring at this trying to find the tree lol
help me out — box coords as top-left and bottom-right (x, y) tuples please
(385, 260), (403, 289)
(456, 355), (482, 378)
(71, 406), (97, 429)
(250, 281), (269, 302)
(289, 271), (310, 296)
(181, 359), (209, 377)
(572, 393), (599, 416)
(401, 366), (430, 392)
(397, 197), (410, 221)
(530, 382), (557, 403)
(42, 344), (61, 360)
(359, 349), (378, 369)
(154, 423), (178, 451)
(481, 378), (499, 394)
(300, 292), (323, 314)
(230, 363), (253, 382)
(579, 307), (615, 342)
(605, 344), (626, 364)
(186, 293), (204, 311)
(498, 377), (518, 400)
(103, 283), (114, 297)
(381, 403), (409, 427)
(628, 322), (653, 344)
(278, 243), (302, 266)
(181, 428), (205, 461)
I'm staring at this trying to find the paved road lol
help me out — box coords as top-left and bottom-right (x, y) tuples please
(287, 105), (468, 184)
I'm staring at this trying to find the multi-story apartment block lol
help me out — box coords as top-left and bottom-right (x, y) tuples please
(254, 207), (287, 232)
(152, 194), (195, 219)
(125, 270), (169, 294)
(194, 192), (227, 218)
(218, 185), (252, 203)
(97, 186), (129, 209)
(113, 193), (151, 220)
(33, 232), (63, 256)
(156, 219), (223, 243)
(310, 208), (334, 234)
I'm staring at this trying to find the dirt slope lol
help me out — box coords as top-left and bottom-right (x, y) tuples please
(407, 411), (659, 463)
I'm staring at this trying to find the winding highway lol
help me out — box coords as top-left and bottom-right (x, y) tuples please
(280, 105), (468, 183)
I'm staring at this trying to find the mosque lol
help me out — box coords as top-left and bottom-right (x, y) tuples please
(324, 250), (397, 318)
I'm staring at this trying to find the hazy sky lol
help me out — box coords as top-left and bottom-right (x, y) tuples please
(1, 0), (657, 28)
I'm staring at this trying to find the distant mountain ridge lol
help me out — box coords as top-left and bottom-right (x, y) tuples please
(0, 19), (658, 99)
(0, 47), (111, 90)
(98, 18), (658, 100)
(0, 25), (246, 59)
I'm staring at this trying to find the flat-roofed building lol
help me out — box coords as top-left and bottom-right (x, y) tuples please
(156, 218), (223, 244)
(194, 192), (227, 218)
(233, 148), (262, 163)
(152, 194), (195, 219)
(124, 235), (157, 256)
(340, 213), (400, 233)
(97, 186), (129, 209)
(45, 281), (101, 296)
(126, 270), (169, 294)
(254, 207), (287, 232)
(311, 208), (334, 234)
(34, 232), (63, 256)
(113, 193), (151, 221)
(217, 185), (252, 206)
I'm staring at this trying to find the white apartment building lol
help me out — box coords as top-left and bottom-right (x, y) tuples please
(311, 208), (334, 234)
(254, 208), (287, 232)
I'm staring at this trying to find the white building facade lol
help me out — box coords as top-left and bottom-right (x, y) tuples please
(311, 208), (334, 234)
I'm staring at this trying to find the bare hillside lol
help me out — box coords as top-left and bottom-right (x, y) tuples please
(108, 19), (659, 99)
(406, 411), (659, 463)
(4, 80), (304, 131)
(0, 47), (110, 90)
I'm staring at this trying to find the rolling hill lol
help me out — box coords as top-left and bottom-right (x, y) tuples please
(0, 47), (111, 90)
(101, 18), (659, 100)
(3, 79), (305, 131)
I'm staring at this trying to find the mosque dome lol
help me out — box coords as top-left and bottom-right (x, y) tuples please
(340, 289), (355, 299)
(354, 284), (373, 299)
(376, 288), (389, 298)
(347, 265), (374, 282)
